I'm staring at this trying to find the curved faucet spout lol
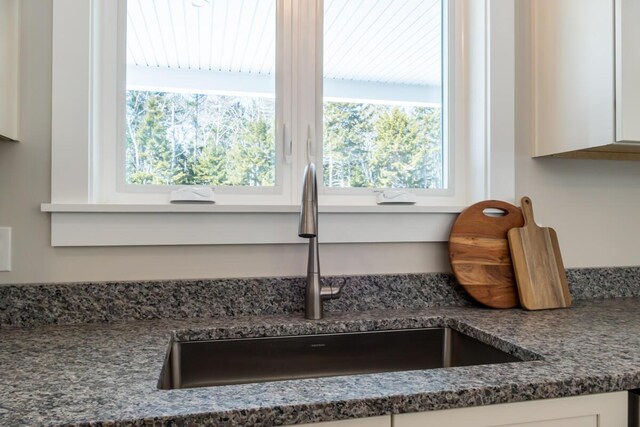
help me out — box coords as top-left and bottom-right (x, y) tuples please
(298, 163), (318, 238)
(298, 163), (342, 320)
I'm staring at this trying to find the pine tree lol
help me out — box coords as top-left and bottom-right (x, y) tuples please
(228, 117), (275, 186)
(129, 93), (172, 184)
(125, 90), (442, 191)
(193, 142), (228, 185)
(323, 102), (375, 187)
(413, 106), (443, 188)
(371, 107), (423, 188)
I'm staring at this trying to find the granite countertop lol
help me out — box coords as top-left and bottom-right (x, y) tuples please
(1, 297), (639, 426)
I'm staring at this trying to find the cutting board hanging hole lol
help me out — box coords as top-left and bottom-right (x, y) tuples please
(482, 208), (508, 217)
(521, 197), (535, 226)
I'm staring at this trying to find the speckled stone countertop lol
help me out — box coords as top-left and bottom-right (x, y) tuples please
(1, 298), (639, 426)
(3, 267), (640, 327)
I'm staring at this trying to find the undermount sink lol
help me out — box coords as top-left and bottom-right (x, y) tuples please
(158, 328), (523, 390)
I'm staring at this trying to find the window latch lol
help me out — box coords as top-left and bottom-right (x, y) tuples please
(306, 125), (315, 162)
(283, 123), (292, 164)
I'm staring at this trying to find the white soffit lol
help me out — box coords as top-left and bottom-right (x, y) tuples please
(127, 0), (442, 99)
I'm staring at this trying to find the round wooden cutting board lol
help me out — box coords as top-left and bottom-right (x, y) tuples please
(449, 200), (524, 309)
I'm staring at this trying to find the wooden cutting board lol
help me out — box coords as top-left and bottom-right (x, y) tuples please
(507, 197), (572, 310)
(449, 200), (524, 309)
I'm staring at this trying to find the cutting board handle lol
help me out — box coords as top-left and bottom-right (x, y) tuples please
(520, 196), (537, 227)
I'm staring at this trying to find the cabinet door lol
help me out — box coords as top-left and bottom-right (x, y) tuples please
(616, 0), (640, 143)
(393, 392), (627, 427)
(533, 0), (615, 156)
(0, 0), (20, 141)
(296, 415), (390, 427)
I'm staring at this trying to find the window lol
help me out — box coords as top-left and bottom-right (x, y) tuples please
(104, 0), (453, 205)
(125, 0), (277, 188)
(47, 0), (515, 246)
(322, 0), (444, 191)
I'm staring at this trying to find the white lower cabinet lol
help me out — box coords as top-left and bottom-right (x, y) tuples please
(296, 415), (391, 427)
(393, 392), (627, 427)
(302, 392), (628, 427)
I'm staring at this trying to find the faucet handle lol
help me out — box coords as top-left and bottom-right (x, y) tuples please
(321, 278), (345, 300)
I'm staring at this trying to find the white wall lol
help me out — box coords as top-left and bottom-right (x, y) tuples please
(0, 1), (638, 285)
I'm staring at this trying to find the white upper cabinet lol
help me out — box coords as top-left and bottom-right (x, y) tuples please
(533, 0), (640, 159)
(0, 0), (20, 142)
(616, 0), (640, 143)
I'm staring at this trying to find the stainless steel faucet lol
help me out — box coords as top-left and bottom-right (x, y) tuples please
(298, 163), (343, 320)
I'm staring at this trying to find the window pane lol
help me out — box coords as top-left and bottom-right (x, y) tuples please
(323, 0), (443, 189)
(126, 0), (276, 187)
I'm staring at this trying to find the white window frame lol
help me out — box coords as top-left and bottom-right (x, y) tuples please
(99, 0), (295, 205)
(44, 0), (515, 247)
(109, 0), (455, 206)
(312, 0), (460, 207)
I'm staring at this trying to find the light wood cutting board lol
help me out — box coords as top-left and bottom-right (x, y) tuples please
(507, 197), (572, 310)
(449, 200), (524, 309)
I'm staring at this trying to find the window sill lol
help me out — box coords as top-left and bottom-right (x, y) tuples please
(41, 203), (464, 214)
(41, 203), (462, 247)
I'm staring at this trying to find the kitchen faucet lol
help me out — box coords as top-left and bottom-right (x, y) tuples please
(298, 163), (343, 320)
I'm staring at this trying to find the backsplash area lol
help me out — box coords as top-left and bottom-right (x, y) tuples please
(1, 267), (639, 327)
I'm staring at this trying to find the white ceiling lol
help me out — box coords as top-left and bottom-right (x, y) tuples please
(323, 0), (441, 85)
(127, 0), (442, 87)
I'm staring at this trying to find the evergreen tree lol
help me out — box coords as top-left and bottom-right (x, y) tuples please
(228, 117), (275, 186)
(371, 107), (424, 188)
(129, 93), (172, 184)
(413, 106), (443, 188)
(323, 102), (375, 187)
(193, 143), (228, 185)
(124, 90), (442, 191)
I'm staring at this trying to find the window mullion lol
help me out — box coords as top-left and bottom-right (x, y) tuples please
(291, 0), (320, 196)
(313, 0), (325, 187)
(278, 0), (296, 204)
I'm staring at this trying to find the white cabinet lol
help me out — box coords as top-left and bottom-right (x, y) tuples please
(615, 0), (640, 144)
(0, 0), (20, 141)
(298, 392), (627, 427)
(297, 416), (390, 427)
(393, 392), (627, 427)
(532, 0), (640, 160)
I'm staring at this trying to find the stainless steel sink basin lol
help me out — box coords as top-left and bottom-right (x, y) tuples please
(158, 328), (522, 390)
